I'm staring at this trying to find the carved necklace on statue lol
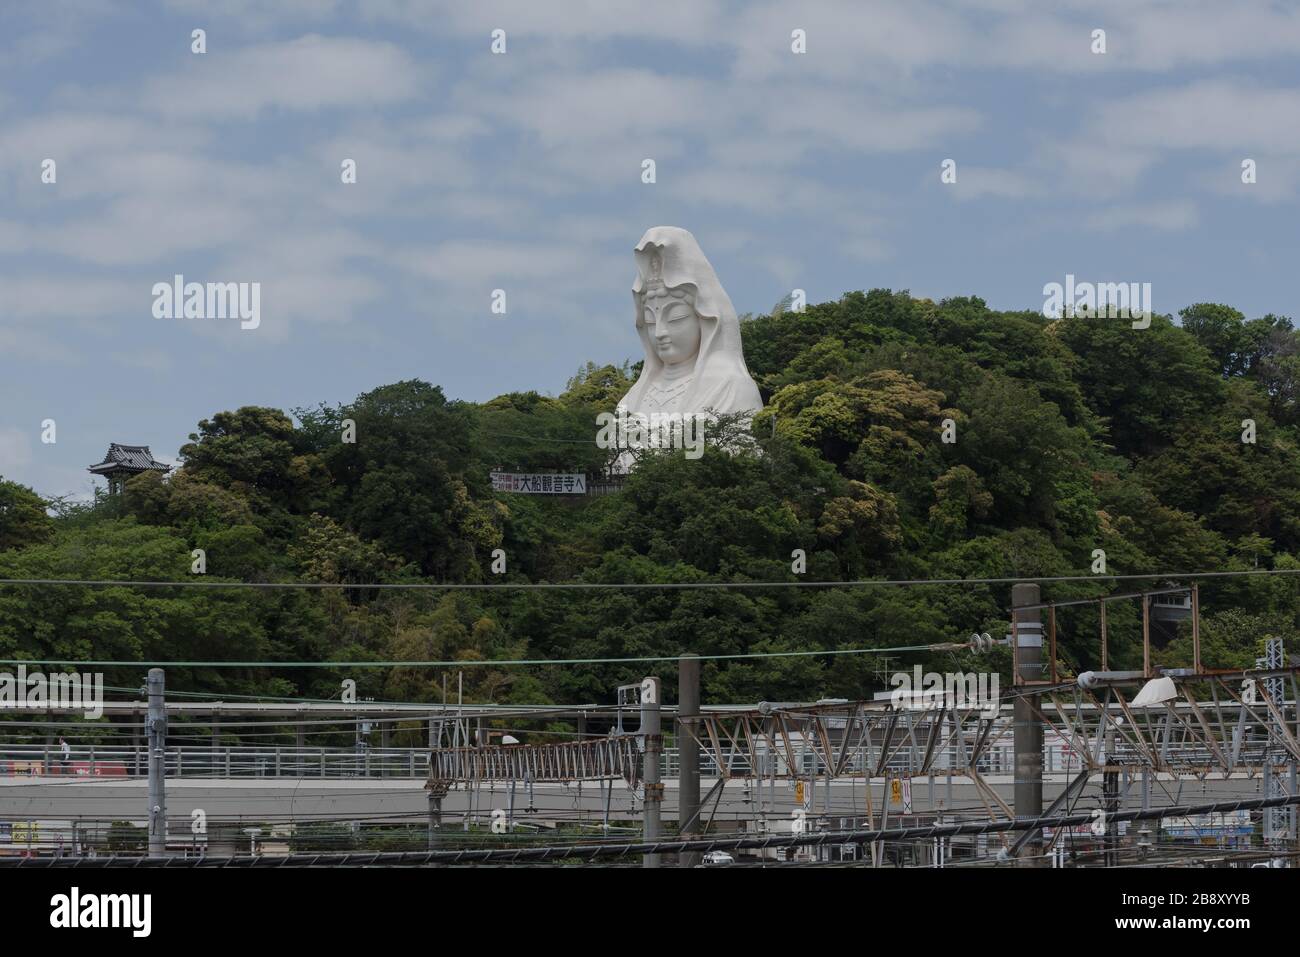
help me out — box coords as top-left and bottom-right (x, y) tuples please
(644, 360), (694, 412)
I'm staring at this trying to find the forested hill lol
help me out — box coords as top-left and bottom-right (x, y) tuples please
(3, 292), (1300, 709)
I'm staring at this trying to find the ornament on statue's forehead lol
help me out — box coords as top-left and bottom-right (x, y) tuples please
(644, 281), (692, 302)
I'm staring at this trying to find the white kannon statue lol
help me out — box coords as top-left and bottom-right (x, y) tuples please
(618, 226), (763, 418)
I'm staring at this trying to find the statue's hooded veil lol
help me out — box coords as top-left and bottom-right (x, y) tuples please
(620, 226), (763, 416)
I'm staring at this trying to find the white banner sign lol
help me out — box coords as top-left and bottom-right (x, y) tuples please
(490, 472), (587, 495)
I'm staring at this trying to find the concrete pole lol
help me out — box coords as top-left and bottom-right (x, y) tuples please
(1100, 602), (1108, 671)
(641, 676), (662, 868)
(1191, 585), (1201, 674)
(678, 654), (701, 868)
(147, 668), (167, 859)
(1103, 765), (1119, 867)
(1012, 584), (1044, 865)
(381, 721), (392, 778)
(428, 789), (442, 850)
(575, 711), (588, 822)
(1142, 595), (1151, 677)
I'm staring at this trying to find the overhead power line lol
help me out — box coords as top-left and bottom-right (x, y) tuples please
(4, 794), (1296, 867)
(0, 641), (956, 669)
(2, 567), (1298, 591)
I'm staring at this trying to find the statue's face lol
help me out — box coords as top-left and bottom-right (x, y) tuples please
(641, 285), (701, 366)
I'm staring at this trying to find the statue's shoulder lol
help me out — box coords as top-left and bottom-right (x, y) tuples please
(695, 373), (762, 415)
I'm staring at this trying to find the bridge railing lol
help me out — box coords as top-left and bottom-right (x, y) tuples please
(0, 744), (433, 779)
(0, 739), (1268, 781)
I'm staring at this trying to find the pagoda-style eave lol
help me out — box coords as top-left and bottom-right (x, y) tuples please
(88, 464), (169, 475)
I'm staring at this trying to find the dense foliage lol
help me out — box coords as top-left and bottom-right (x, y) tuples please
(4, 294), (1299, 726)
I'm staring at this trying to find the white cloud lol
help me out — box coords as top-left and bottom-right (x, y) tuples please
(361, 0), (728, 43)
(0, 114), (165, 176)
(0, 220), (30, 254)
(0, 428), (34, 471)
(1033, 140), (1162, 198)
(1082, 200), (1199, 232)
(471, 68), (719, 149)
(760, 87), (981, 154)
(142, 35), (422, 118)
(396, 239), (595, 286)
(108, 349), (174, 373)
(843, 237), (891, 262)
(1196, 155), (1300, 203)
(1089, 0), (1300, 72)
(1, 277), (140, 322)
(161, 0), (344, 30)
(0, 0), (116, 69)
(38, 195), (259, 266)
(943, 166), (1042, 200)
(1037, 79), (1300, 201)
(1088, 80), (1300, 155)
(0, 326), (81, 363)
(730, 0), (972, 82)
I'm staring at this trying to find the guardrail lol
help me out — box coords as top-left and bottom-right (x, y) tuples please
(2, 739), (1240, 780)
(0, 745), (431, 779)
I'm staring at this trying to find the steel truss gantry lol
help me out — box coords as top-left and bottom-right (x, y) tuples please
(425, 667), (1300, 848)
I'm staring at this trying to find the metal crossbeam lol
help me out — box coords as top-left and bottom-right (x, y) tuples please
(425, 670), (1300, 805)
(427, 736), (642, 789)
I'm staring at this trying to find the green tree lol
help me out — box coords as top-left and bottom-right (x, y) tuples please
(0, 478), (52, 551)
(1055, 313), (1222, 457)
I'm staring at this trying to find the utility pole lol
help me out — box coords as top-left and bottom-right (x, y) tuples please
(1012, 583), (1044, 865)
(678, 654), (701, 869)
(427, 716), (441, 849)
(427, 785), (443, 851)
(147, 668), (167, 859)
(1264, 637), (1291, 863)
(1103, 762), (1119, 867)
(641, 676), (662, 868)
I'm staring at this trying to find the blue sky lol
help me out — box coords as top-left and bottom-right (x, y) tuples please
(4, 0), (1300, 499)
